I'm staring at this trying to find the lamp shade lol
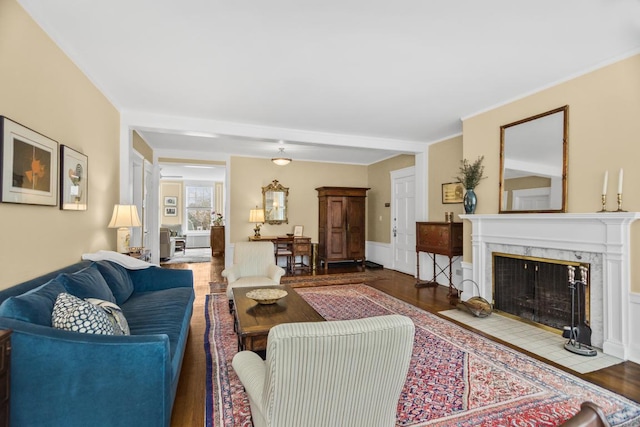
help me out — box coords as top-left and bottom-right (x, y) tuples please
(249, 208), (265, 223)
(271, 147), (292, 166)
(108, 204), (142, 228)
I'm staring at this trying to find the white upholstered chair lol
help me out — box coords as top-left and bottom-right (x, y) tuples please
(222, 241), (286, 307)
(232, 314), (415, 427)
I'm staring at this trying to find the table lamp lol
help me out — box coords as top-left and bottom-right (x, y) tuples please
(249, 207), (265, 237)
(108, 204), (142, 253)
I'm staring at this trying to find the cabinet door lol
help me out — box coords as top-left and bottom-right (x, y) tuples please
(346, 196), (366, 259)
(327, 197), (347, 259)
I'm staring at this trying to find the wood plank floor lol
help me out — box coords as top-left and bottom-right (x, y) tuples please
(168, 256), (640, 426)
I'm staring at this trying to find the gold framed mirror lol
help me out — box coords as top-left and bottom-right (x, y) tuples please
(499, 105), (568, 213)
(262, 180), (289, 224)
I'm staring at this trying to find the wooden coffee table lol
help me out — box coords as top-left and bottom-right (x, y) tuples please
(232, 285), (325, 352)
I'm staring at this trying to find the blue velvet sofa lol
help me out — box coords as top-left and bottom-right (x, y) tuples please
(0, 259), (194, 427)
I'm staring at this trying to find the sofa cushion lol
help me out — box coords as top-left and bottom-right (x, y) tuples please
(0, 277), (66, 326)
(121, 287), (193, 374)
(86, 297), (130, 335)
(59, 264), (116, 303)
(52, 293), (115, 335)
(94, 261), (135, 304)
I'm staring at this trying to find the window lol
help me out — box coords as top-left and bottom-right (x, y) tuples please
(185, 185), (213, 231)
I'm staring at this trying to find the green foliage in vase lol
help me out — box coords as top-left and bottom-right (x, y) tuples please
(456, 156), (486, 190)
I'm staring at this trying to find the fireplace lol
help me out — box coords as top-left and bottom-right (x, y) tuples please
(460, 212), (640, 361)
(493, 254), (589, 331)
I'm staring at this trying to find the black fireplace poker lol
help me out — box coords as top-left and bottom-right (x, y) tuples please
(564, 265), (597, 357)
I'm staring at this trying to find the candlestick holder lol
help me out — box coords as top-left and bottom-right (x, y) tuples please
(598, 194), (607, 212)
(616, 193), (627, 212)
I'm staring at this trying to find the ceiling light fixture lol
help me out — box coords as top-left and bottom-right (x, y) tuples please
(271, 147), (292, 166)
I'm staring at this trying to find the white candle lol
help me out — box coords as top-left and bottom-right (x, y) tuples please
(618, 168), (624, 194)
(602, 171), (608, 195)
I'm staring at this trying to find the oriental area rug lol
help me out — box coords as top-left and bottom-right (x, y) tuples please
(209, 270), (379, 294)
(204, 284), (640, 427)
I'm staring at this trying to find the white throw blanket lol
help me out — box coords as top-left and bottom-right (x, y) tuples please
(82, 250), (156, 269)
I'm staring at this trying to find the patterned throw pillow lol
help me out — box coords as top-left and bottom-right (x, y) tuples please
(52, 293), (115, 335)
(86, 298), (130, 335)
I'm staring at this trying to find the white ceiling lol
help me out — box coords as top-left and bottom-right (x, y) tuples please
(17, 0), (640, 166)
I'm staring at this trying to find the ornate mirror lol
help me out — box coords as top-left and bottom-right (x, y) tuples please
(262, 180), (289, 224)
(499, 105), (568, 213)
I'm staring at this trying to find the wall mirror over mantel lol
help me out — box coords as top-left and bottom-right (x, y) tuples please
(263, 180), (289, 224)
(499, 105), (568, 213)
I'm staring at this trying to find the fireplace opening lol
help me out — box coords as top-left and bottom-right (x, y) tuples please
(493, 253), (590, 331)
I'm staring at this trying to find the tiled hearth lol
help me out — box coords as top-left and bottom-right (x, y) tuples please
(460, 213), (640, 362)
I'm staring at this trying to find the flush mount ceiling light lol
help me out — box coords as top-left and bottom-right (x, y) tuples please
(271, 147), (292, 166)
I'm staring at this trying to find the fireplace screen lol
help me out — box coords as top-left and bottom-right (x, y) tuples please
(493, 254), (589, 331)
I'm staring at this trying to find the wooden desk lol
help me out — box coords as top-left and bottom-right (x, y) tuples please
(415, 222), (462, 296)
(249, 235), (312, 272)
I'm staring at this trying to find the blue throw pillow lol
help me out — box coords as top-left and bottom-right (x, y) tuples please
(94, 261), (134, 304)
(0, 277), (67, 326)
(59, 264), (116, 303)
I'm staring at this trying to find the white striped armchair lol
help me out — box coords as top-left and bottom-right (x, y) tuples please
(232, 314), (415, 427)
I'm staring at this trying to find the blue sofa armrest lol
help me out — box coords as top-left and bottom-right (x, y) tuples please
(1, 318), (174, 427)
(128, 266), (193, 292)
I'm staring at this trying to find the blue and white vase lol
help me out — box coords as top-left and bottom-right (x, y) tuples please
(463, 188), (477, 214)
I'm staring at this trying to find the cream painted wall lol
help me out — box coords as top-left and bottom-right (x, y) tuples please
(160, 181), (183, 225)
(367, 155), (415, 243)
(0, 0), (120, 287)
(462, 54), (640, 291)
(428, 136), (463, 222)
(132, 131), (153, 163)
(229, 157), (367, 243)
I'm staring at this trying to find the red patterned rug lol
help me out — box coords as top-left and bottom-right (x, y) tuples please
(204, 284), (640, 426)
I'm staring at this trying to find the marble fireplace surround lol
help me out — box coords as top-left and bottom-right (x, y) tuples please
(460, 213), (640, 361)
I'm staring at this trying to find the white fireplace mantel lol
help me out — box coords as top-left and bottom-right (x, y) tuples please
(460, 212), (640, 361)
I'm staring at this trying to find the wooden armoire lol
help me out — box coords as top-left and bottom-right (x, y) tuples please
(316, 187), (369, 270)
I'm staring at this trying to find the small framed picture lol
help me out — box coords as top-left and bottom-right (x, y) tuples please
(293, 225), (304, 237)
(164, 196), (177, 206)
(1, 116), (59, 206)
(60, 145), (88, 210)
(442, 182), (464, 204)
(164, 207), (177, 216)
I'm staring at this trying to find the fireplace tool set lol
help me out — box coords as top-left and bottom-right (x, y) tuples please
(564, 265), (597, 357)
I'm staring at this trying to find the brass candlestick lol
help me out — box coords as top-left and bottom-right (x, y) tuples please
(616, 193), (627, 212)
(598, 194), (607, 212)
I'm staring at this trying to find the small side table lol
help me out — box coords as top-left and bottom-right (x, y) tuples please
(174, 238), (186, 253)
(128, 249), (151, 262)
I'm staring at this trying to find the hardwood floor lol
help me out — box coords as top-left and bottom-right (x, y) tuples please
(169, 256), (640, 426)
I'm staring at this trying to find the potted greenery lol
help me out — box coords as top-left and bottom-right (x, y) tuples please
(456, 156), (485, 214)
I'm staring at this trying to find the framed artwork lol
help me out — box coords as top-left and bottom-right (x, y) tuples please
(60, 145), (88, 210)
(442, 182), (464, 204)
(164, 196), (177, 206)
(164, 207), (177, 216)
(1, 116), (58, 206)
(293, 225), (304, 237)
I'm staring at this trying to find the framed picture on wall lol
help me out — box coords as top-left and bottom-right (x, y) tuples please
(60, 145), (88, 210)
(164, 196), (177, 206)
(164, 207), (177, 216)
(442, 182), (464, 204)
(293, 225), (304, 237)
(1, 116), (59, 206)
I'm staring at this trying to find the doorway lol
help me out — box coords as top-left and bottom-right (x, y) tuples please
(390, 167), (416, 275)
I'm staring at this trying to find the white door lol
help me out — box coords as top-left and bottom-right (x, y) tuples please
(391, 167), (416, 275)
